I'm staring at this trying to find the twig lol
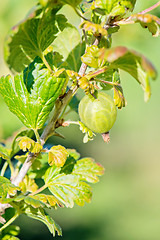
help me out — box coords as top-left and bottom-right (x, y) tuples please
(139, 1), (160, 14)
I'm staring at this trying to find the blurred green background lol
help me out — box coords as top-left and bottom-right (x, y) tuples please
(0, 1), (160, 239)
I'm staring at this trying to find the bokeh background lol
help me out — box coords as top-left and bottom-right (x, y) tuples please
(0, 1), (160, 239)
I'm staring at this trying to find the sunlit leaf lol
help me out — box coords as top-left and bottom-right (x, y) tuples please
(4, 9), (68, 72)
(52, 25), (85, 71)
(81, 45), (105, 68)
(9, 129), (34, 158)
(24, 206), (62, 236)
(73, 158), (105, 183)
(0, 70), (66, 129)
(93, 0), (136, 17)
(113, 85), (126, 108)
(21, 194), (63, 209)
(19, 175), (38, 193)
(44, 166), (92, 207)
(100, 46), (157, 101)
(0, 177), (20, 199)
(48, 145), (68, 167)
(81, 21), (108, 36)
(16, 137), (42, 154)
(0, 144), (10, 161)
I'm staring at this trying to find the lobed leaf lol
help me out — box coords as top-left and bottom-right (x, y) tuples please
(10, 129), (34, 158)
(52, 25), (85, 72)
(73, 158), (105, 183)
(0, 176), (20, 199)
(4, 9), (68, 72)
(81, 21), (108, 36)
(81, 45), (105, 68)
(19, 175), (38, 194)
(19, 194), (63, 209)
(92, 0), (136, 17)
(44, 155), (104, 207)
(24, 206), (62, 236)
(48, 145), (68, 167)
(16, 137), (42, 154)
(0, 70), (66, 129)
(100, 46), (157, 101)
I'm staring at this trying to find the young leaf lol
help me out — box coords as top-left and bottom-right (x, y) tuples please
(48, 145), (68, 167)
(10, 129), (34, 158)
(52, 25), (85, 71)
(72, 158), (105, 183)
(19, 175), (38, 194)
(93, 0), (136, 17)
(23, 206), (62, 236)
(44, 166), (92, 207)
(0, 176), (20, 199)
(16, 137), (42, 154)
(81, 21), (108, 36)
(100, 46), (157, 101)
(113, 85), (126, 109)
(128, 14), (160, 37)
(23, 194), (63, 208)
(4, 10), (68, 72)
(0, 71), (66, 129)
(81, 45), (105, 68)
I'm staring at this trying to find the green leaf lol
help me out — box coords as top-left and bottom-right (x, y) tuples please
(0, 144), (10, 161)
(100, 46), (157, 101)
(0, 177), (20, 199)
(28, 154), (49, 179)
(81, 45), (105, 68)
(16, 137), (42, 154)
(0, 71), (66, 129)
(24, 206), (62, 236)
(10, 129), (34, 158)
(93, 0), (136, 17)
(19, 175), (38, 194)
(67, 149), (80, 161)
(128, 14), (160, 37)
(73, 158), (105, 183)
(48, 145), (68, 167)
(44, 166), (92, 207)
(4, 10), (67, 72)
(19, 194), (63, 209)
(52, 25), (85, 71)
(60, 0), (82, 7)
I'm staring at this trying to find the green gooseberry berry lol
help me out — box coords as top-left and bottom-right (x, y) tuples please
(78, 92), (117, 133)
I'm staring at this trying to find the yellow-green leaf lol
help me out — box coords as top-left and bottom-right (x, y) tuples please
(16, 137), (43, 154)
(48, 145), (68, 167)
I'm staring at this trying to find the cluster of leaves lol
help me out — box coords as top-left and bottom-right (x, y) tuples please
(0, 0), (159, 238)
(0, 137), (104, 237)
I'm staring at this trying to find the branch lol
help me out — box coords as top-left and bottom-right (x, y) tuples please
(139, 1), (160, 14)
(0, 19), (103, 216)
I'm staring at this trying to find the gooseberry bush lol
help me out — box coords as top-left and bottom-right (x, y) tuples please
(0, 0), (159, 238)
